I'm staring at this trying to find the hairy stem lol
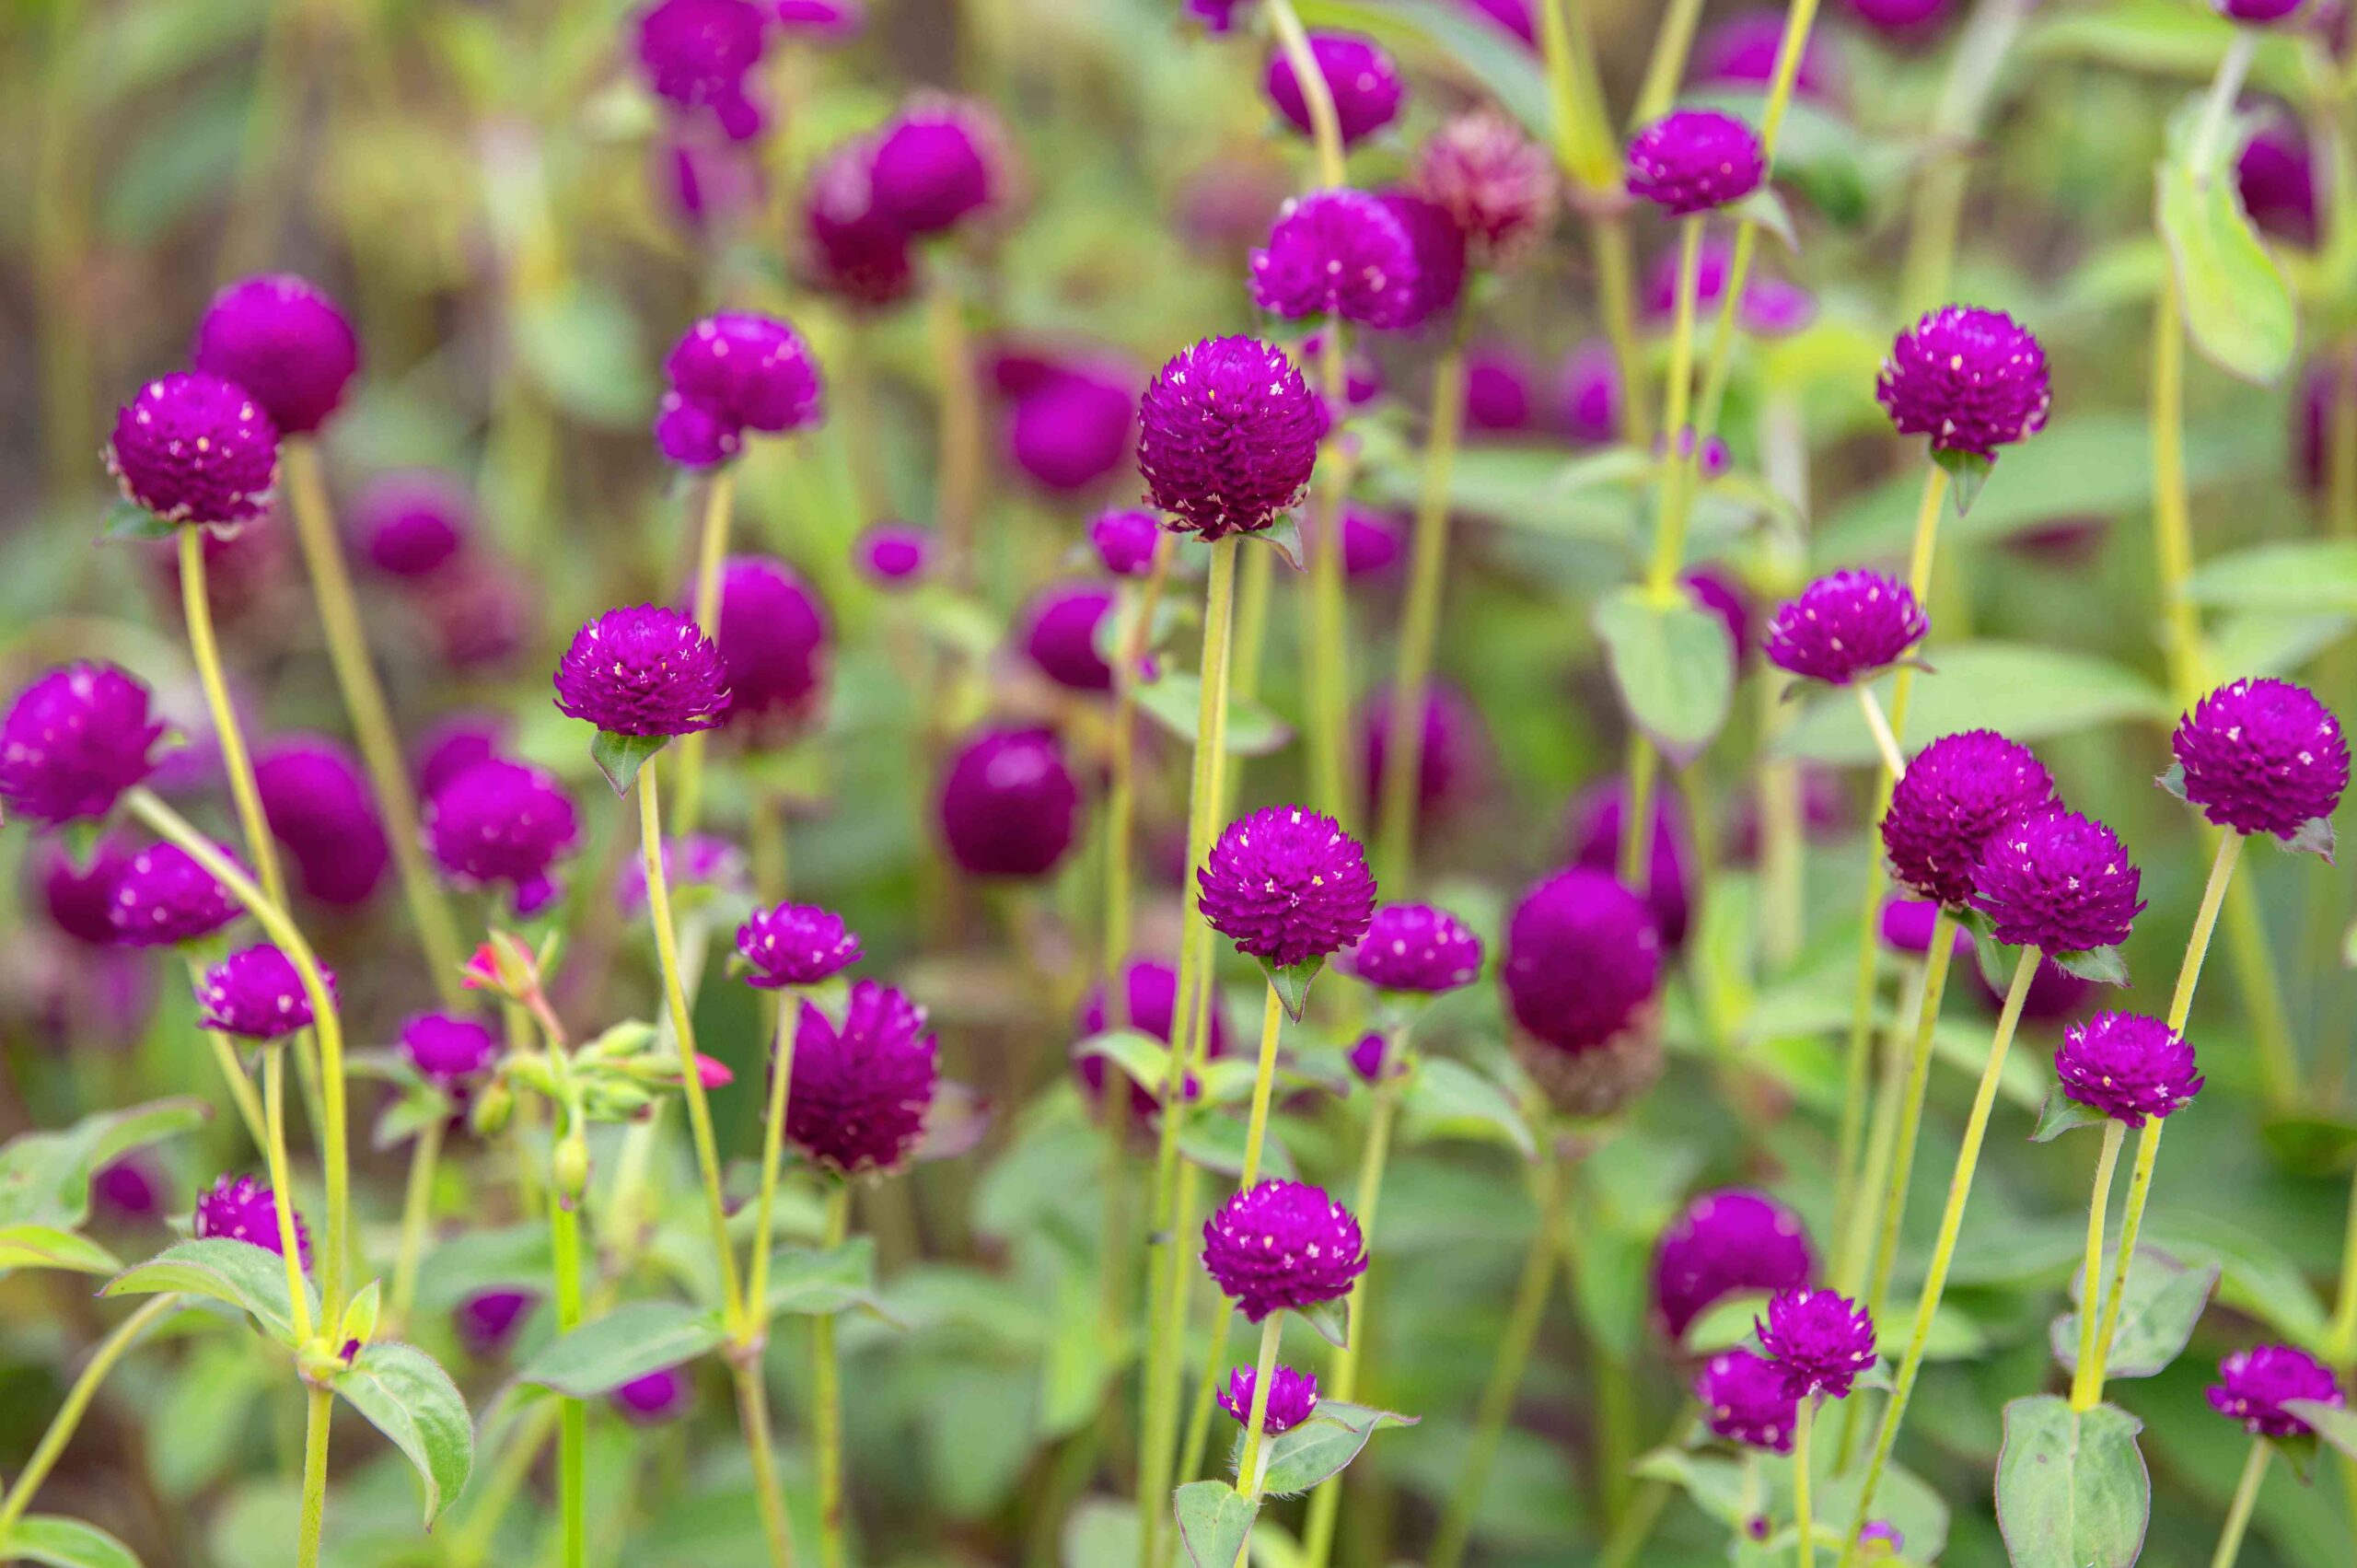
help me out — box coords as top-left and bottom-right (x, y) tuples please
(2067, 1121), (2127, 1411)
(2209, 1441), (2270, 1568)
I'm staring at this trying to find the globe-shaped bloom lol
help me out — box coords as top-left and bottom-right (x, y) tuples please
(1263, 33), (1404, 147)
(1757, 1286), (1876, 1398)
(2209, 1344), (2343, 1434)
(400, 1013), (501, 1085)
(1848, 0), (1954, 30)
(936, 726), (1080, 879)
(1625, 109), (1765, 215)
(1249, 190), (1422, 330)
(1197, 807), (1378, 968)
(1001, 358), (1137, 493)
(2239, 112), (2319, 250)
(1695, 1349), (1799, 1452)
(110, 842), (242, 947)
(2215, 0), (2308, 20)
(33, 835), (134, 947)
(1567, 781), (1693, 949)
(802, 135), (919, 308)
(2171, 678), (2348, 840)
(856, 522), (933, 586)
(634, 0), (769, 140)
(1460, 347), (1535, 433)
(1137, 336), (1321, 540)
(190, 274), (361, 436)
(0, 663), (165, 826)
(454, 1288), (536, 1358)
(663, 313), (824, 445)
(707, 557), (830, 740)
(349, 471), (472, 579)
(1411, 109), (1555, 261)
(1881, 730), (2058, 908)
(1307, 505), (1404, 579)
(1695, 12), (1840, 100)
(1201, 1179), (1368, 1321)
(1653, 1189), (1815, 1342)
(1377, 191), (1469, 331)
(422, 759), (580, 917)
(1971, 810), (2146, 955)
(91, 1155), (164, 1223)
(1763, 570), (1928, 686)
(1020, 583), (1117, 692)
(257, 736), (390, 908)
(194, 1173), (308, 1267)
(868, 98), (1002, 235)
(108, 372), (280, 528)
(2056, 1013), (2203, 1127)
(1875, 307), (2050, 459)
(785, 980), (940, 1175)
(412, 714), (506, 803)
(1076, 956), (1233, 1120)
(1357, 681), (1488, 833)
(1090, 509), (1164, 576)
(1501, 868), (1660, 1052)
(1349, 902), (1483, 993)
(610, 1365), (695, 1424)
(196, 944), (330, 1040)
(1560, 341), (1622, 444)
(1218, 1365), (1321, 1434)
(553, 605), (730, 738)
(737, 901), (862, 988)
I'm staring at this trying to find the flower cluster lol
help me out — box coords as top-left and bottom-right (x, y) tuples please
(1881, 730), (2058, 908)
(796, 96), (1004, 307)
(191, 274), (360, 436)
(1077, 957), (1231, 1121)
(2208, 1344), (2343, 1435)
(1250, 190), (1422, 330)
(423, 758), (580, 917)
(108, 372), (280, 528)
(1652, 1189), (1815, 1342)
(196, 944), (330, 1040)
(0, 664), (165, 826)
(1196, 807), (1378, 968)
(1695, 1350), (1798, 1451)
(654, 314), (823, 468)
(1625, 109), (1765, 215)
(194, 1173), (308, 1267)
(1501, 868), (1659, 1052)
(937, 726), (1081, 880)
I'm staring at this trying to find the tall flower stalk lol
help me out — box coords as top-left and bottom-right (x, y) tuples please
(1376, 329), (1466, 891)
(673, 466), (738, 835)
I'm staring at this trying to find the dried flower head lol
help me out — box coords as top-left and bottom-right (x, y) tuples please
(1411, 109), (1555, 262)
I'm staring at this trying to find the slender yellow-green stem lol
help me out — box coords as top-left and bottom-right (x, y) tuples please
(296, 1383), (333, 1568)
(1631, 0), (1708, 127)
(1836, 950), (1931, 1298)
(674, 465), (738, 837)
(2210, 1441), (2270, 1568)
(261, 1047), (314, 1344)
(1853, 686), (1906, 781)
(2151, 286), (2207, 701)
(1304, 325), (1357, 825)
(1794, 1398), (1817, 1568)
(1233, 1313), (1287, 1502)
(552, 1181), (586, 1568)
(2331, 1156), (2357, 1362)
(814, 1183), (853, 1568)
(930, 279), (981, 587)
(184, 952), (271, 1153)
(1838, 948), (2038, 1565)
(737, 1354), (801, 1568)
(1105, 537), (1175, 990)
(2067, 1121), (2127, 1411)
(746, 1000), (801, 1321)
(0, 1294), (179, 1539)
(387, 1113), (444, 1332)
(1537, 0), (1646, 441)
(1266, 0), (1347, 188)
(1430, 1151), (1565, 1568)
(1894, 0), (2038, 314)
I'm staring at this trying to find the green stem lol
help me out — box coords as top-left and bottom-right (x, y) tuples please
(2210, 1441), (2270, 1568)
(0, 1295), (178, 1539)
(1794, 1398), (1816, 1568)
(737, 1357), (801, 1568)
(1233, 1314), (1287, 1502)
(929, 276), (981, 588)
(1105, 538), (1175, 992)
(2067, 1120), (2127, 1411)
(1596, 1407), (1692, 1568)
(1631, 0), (1708, 127)
(1265, 0), (1348, 188)
(1305, 324), (1356, 823)
(2151, 285), (2207, 703)
(745, 1002), (801, 1331)
(1853, 685), (1906, 781)
(815, 1184), (852, 1568)
(552, 1186), (586, 1568)
(1376, 337), (1467, 894)
(388, 1113), (443, 1332)
(1836, 952), (1929, 1298)
(1838, 947), (2038, 1565)
(1299, 1074), (1401, 1568)
(187, 957), (270, 1154)
(296, 1383), (333, 1568)
(2330, 1156), (2357, 1362)
(1855, 911), (1958, 1331)
(673, 465), (738, 838)
(261, 1048), (314, 1346)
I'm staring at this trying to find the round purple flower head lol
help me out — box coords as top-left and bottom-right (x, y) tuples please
(2172, 678), (2349, 840)
(709, 557), (830, 739)
(412, 714), (505, 804)
(0, 663), (164, 826)
(869, 97), (1001, 236)
(803, 135), (919, 309)
(108, 372), (279, 528)
(785, 980), (940, 1175)
(34, 835), (134, 947)
(1653, 1188), (1815, 1342)
(1358, 681), (1487, 832)
(856, 522), (933, 587)
(1197, 807), (1378, 968)
(1077, 957), (1233, 1120)
(737, 901), (862, 988)
(1002, 357), (1137, 493)
(258, 736), (390, 908)
(661, 313), (823, 450)
(1764, 569), (1928, 686)
(937, 726), (1080, 879)
(1501, 868), (1660, 1052)
(2057, 1013), (2203, 1127)
(1137, 335), (1321, 540)
(1561, 341), (1622, 444)
(1971, 810), (2146, 955)
(2239, 112), (2319, 249)
(1876, 307), (2050, 459)
(423, 759), (580, 917)
(1201, 1179), (1368, 1321)
(1695, 1349), (1798, 1452)
(2216, 0), (2307, 20)
(1757, 1286), (1876, 1399)
(91, 1155), (163, 1224)
(1848, 0), (1953, 31)
(1625, 109), (1765, 215)
(195, 1173), (308, 1267)
(1350, 902), (1483, 993)
(190, 274), (361, 436)
(1091, 509), (1165, 576)
(1219, 1365), (1321, 1434)
(455, 1289), (536, 1359)
(197, 944), (330, 1040)
(2209, 1345), (2342, 1434)
(401, 1014), (501, 1085)
(1461, 347), (1534, 432)
(1881, 730), (2058, 908)
(1411, 109), (1556, 262)
(1021, 583), (1117, 692)
(1263, 33), (1404, 147)
(611, 1365), (694, 1425)
(553, 605), (729, 738)
(1568, 781), (1693, 949)
(635, 0), (769, 140)
(1378, 192), (1469, 331)
(350, 471), (472, 579)
(1250, 189), (1422, 330)
(110, 842), (242, 947)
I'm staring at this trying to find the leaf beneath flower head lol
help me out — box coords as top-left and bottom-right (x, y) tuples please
(2053, 946), (2130, 986)
(1993, 1395), (2149, 1568)
(1171, 1481), (1259, 1568)
(2029, 1088), (2108, 1144)
(1933, 447), (1993, 517)
(1255, 1401), (1418, 1495)
(99, 499), (176, 543)
(1260, 957), (1322, 1022)
(331, 1341), (474, 1527)
(589, 729), (668, 796)
(0, 1514), (143, 1568)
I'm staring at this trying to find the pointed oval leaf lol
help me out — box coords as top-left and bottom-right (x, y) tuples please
(2049, 1248), (2216, 1379)
(1993, 1395), (2150, 1568)
(1399, 1057), (1536, 1158)
(511, 1299), (726, 1398)
(1595, 587), (1736, 753)
(2, 1516), (142, 1568)
(1134, 671), (1294, 757)
(2158, 105), (2296, 384)
(1071, 1030), (1174, 1095)
(589, 729), (668, 796)
(331, 1341), (474, 1527)
(1256, 1401), (1419, 1496)
(1172, 1481), (1259, 1568)
(763, 1237), (880, 1319)
(2030, 1089), (2109, 1144)
(0, 1098), (210, 1229)
(102, 1237), (314, 1345)
(0, 1225), (120, 1278)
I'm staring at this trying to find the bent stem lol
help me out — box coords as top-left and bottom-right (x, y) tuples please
(2210, 1441), (2270, 1568)
(1838, 947), (2038, 1566)
(2066, 1121), (2127, 1411)
(1265, 0), (1347, 188)
(814, 1182), (853, 1568)
(0, 1294), (179, 1538)
(261, 1047), (315, 1344)
(388, 1112), (444, 1332)
(1376, 332), (1467, 893)
(674, 465), (738, 837)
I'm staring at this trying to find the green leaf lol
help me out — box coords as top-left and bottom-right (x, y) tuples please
(762, 1238), (877, 1318)
(2187, 540), (2357, 613)
(0, 1225), (119, 1278)
(102, 1237), (315, 1345)
(2053, 945), (2131, 986)
(1256, 1401), (1419, 1495)
(1061, 1497), (1142, 1568)
(1593, 586), (1736, 753)
(0, 1098), (209, 1229)
(2050, 1249), (2217, 1379)
(514, 282), (655, 427)
(2157, 96), (2296, 383)
(1297, 1297), (1349, 1350)
(1, 1516), (143, 1568)
(1260, 957), (1323, 1022)
(1071, 1030), (1174, 1096)
(1934, 447), (1994, 516)
(339, 1280), (382, 1347)
(99, 500), (175, 543)
(1729, 186), (1798, 252)
(2285, 1400), (2357, 1464)
(331, 1341), (474, 1527)
(1134, 671), (1294, 757)
(1359, 445), (1648, 543)
(513, 1300), (727, 1398)
(1171, 1480), (1259, 1568)
(1780, 642), (2171, 766)
(2030, 1090), (2108, 1144)
(1178, 1114), (1295, 1182)
(1399, 1057), (1536, 1158)
(1993, 1395), (2151, 1568)
(589, 729), (668, 796)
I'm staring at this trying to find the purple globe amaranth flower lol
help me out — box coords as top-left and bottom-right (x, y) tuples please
(1218, 1365), (1321, 1434)
(1560, 341), (1622, 444)
(662, 314), (823, 446)
(1020, 583), (1117, 692)
(423, 759), (579, 917)
(1412, 109), (1555, 263)
(197, 944), (330, 1040)
(108, 372), (280, 528)
(2171, 678), (2349, 842)
(1881, 730), (2058, 908)
(190, 274), (361, 436)
(1880, 898), (1974, 959)
(937, 726), (1080, 879)
(1460, 346), (1535, 433)
(785, 980), (940, 1175)
(856, 522), (933, 586)
(400, 1013), (501, 1085)
(257, 735), (390, 908)
(1757, 1286), (1876, 1399)
(1653, 1188), (1815, 1342)
(610, 1365), (694, 1424)
(2217, 0), (2308, 20)
(1348, 1031), (1390, 1083)
(1263, 33), (1404, 147)
(91, 1155), (164, 1223)
(1137, 336), (1320, 540)
(1971, 810), (2146, 955)
(1090, 509), (1165, 576)
(1876, 306), (2051, 459)
(2239, 111), (2320, 249)
(1077, 957), (1233, 1119)
(1695, 12), (1840, 101)
(349, 471), (472, 580)
(110, 842), (242, 947)
(1350, 902), (1483, 993)
(869, 97), (1002, 236)
(1197, 807), (1378, 969)
(737, 901), (862, 988)
(1763, 569), (1928, 686)
(194, 1173), (308, 1267)
(803, 135), (919, 309)
(708, 557), (830, 740)
(1567, 780), (1693, 949)
(2210, 1344), (2343, 1434)
(455, 1289), (536, 1358)
(1501, 868), (1661, 1052)
(553, 605), (730, 738)
(616, 832), (749, 920)
(1305, 505), (1403, 580)
(1249, 190), (1422, 330)
(634, 0), (769, 140)
(1847, 0), (1954, 31)
(412, 714), (507, 804)
(2056, 1012), (2203, 1127)
(33, 834), (134, 947)
(1358, 681), (1488, 832)
(0, 663), (165, 826)
(1696, 1349), (1799, 1452)
(999, 354), (1137, 494)
(1377, 192), (1470, 331)
(1625, 109), (1765, 215)
(1201, 1179), (1368, 1321)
